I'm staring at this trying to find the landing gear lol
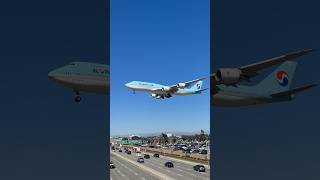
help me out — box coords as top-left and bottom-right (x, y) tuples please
(75, 95), (82, 103)
(73, 89), (81, 103)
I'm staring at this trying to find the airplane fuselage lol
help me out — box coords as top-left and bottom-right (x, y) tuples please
(125, 81), (200, 96)
(48, 62), (109, 95)
(212, 84), (293, 107)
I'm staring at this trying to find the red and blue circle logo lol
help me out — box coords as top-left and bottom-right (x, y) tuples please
(196, 83), (201, 89)
(276, 70), (289, 86)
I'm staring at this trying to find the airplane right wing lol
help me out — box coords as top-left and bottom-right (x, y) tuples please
(211, 49), (313, 86)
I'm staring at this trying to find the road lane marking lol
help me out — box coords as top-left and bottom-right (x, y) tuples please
(111, 151), (175, 180)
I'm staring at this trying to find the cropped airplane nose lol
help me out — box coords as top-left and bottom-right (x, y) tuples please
(48, 71), (56, 80)
(125, 83), (131, 88)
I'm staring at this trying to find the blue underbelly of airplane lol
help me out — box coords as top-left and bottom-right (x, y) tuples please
(213, 92), (293, 107)
(50, 75), (109, 94)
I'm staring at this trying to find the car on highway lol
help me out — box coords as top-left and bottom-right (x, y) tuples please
(110, 161), (115, 169)
(193, 165), (205, 172)
(143, 154), (150, 159)
(118, 149), (122, 152)
(153, 153), (160, 158)
(127, 150), (131, 155)
(137, 152), (142, 157)
(137, 157), (144, 163)
(164, 161), (174, 168)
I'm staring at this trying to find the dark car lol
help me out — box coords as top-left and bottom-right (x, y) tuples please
(199, 150), (208, 154)
(144, 154), (150, 159)
(193, 165), (205, 172)
(127, 150), (131, 155)
(164, 161), (174, 168)
(137, 157), (144, 163)
(110, 162), (115, 169)
(118, 149), (122, 152)
(153, 153), (160, 158)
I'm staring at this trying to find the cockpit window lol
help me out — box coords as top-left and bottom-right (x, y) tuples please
(68, 63), (76, 65)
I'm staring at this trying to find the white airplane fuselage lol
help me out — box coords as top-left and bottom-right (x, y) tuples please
(48, 62), (109, 102)
(125, 81), (198, 96)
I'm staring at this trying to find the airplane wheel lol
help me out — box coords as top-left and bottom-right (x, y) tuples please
(75, 96), (82, 103)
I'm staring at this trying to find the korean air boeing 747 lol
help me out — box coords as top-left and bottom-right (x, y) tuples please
(48, 62), (109, 102)
(211, 49), (317, 107)
(48, 49), (317, 106)
(125, 78), (208, 99)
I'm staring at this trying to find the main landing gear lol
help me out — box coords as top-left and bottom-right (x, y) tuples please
(74, 89), (82, 103)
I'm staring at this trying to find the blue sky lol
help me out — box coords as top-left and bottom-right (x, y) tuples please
(110, 0), (210, 135)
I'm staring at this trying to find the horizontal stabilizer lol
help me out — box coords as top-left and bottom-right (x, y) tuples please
(196, 88), (209, 93)
(271, 83), (318, 97)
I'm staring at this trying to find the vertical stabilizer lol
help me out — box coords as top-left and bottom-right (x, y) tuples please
(255, 61), (297, 93)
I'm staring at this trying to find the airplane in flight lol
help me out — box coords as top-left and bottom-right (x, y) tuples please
(125, 78), (208, 99)
(48, 62), (109, 102)
(211, 49), (317, 107)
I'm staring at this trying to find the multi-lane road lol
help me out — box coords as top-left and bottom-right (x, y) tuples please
(111, 153), (159, 180)
(110, 150), (210, 180)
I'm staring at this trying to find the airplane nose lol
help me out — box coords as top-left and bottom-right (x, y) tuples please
(48, 71), (55, 80)
(125, 83), (131, 88)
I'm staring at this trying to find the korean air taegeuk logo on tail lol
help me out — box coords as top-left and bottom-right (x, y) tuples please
(276, 70), (289, 86)
(196, 83), (201, 89)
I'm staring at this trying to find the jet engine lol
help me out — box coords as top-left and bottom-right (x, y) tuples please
(155, 95), (162, 99)
(176, 83), (186, 88)
(151, 94), (163, 99)
(216, 68), (242, 85)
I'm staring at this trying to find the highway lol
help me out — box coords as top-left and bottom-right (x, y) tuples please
(111, 153), (160, 180)
(110, 150), (210, 180)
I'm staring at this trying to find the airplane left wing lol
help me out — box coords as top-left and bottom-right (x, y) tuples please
(211, 49), (313, 86)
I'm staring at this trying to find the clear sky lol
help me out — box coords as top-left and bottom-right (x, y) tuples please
(110, 0), (210, 135)
(212, 0), (320, 179)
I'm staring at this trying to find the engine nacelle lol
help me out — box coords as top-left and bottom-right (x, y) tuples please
(176, 83), (186, 88)
(151, 94), (163, 99)
(216, 68), (242, 85)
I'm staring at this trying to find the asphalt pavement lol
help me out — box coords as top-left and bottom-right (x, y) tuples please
(110, 150), (210, 180)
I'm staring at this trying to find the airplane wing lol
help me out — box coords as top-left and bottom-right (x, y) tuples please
(169, 77), (206, 91)
(150, 77), (206, 95)
(211, 49), (313, 86)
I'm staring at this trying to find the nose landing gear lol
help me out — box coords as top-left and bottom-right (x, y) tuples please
(73, 89), (82, 103)
(75, 95), (82, 103)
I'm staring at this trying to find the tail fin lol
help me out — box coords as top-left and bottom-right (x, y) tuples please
(188, 80), (203, 91)
(255, 61), (297, 93)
